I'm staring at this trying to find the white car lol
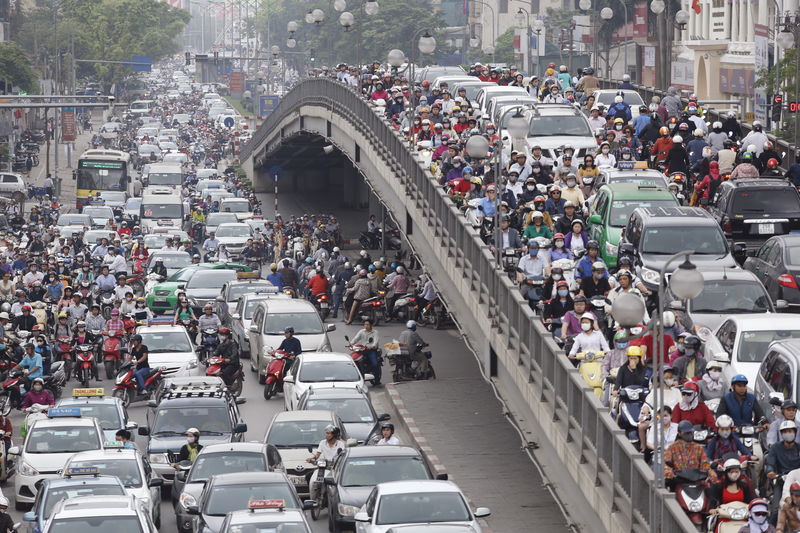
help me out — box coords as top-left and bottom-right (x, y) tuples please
(135, 325), (200, 378)
(81, 206), (115, 229)
(520, 104), (597, 160)
(63, 447), (164, 527)
(0, 172), (27, 200)
(145, 250), (191, 277)
(704, 314), (800, 386)
(354, 480), (490, 533)
(11, 409), (104, 508)
(43, 495), (155, 533)
(283, 353), (371, 411)
(229, 293), (289, 358)
(214, 222), (252, 256)
(219, 198), (253, 221)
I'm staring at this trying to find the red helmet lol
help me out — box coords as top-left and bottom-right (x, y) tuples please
(680, 381), (699, 393)
(553, 233), (565, 239)
(548, 62), (556, 68)
(764, 141), (774, 150)
(21, 305), (31, 312)
(768, 158), (779, 169)
(218, 327), (231, 335)
(791, 482), (800, 494)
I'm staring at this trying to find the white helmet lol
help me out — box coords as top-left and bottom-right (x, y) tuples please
(716, 414), (734, 429)
(673, 135), (683, 144)
(0, 495), (8, 507)
(747, 144), (757, 153)
(780, 420), (798, 431)
(406, 320), (417, 329)
(614, 95), (623, 103)
(662, 311), (675, 328)
(722, 458), (741, 470)
(693, 129), (704, 137)
(622, 74), (631, 82)
(333, 246), (340, 252)
(712, 121), (722, 129)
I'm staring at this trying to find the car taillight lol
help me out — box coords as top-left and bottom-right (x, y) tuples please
(721, 217), (733, 232)
(778, 273), (799, 289)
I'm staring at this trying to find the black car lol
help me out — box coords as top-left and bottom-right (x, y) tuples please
(296, 387), (391, 444)
(744, 234), (800, 309)
(708, 178), (800, 252)
(324, 445), (446, 533)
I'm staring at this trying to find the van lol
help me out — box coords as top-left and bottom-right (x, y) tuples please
(248, 299), (335, 382)
(754, 338), (800, 422)
(140, 188), (184, 234)
(128, 100), (155, 116)
(143, 163), (183, 192)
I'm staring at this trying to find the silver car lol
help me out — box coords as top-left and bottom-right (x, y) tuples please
(228, 292), (290, 358)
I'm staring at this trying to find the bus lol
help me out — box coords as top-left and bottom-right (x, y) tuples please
(76, 149), (131, 209)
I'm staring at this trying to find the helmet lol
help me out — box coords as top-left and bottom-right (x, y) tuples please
(681, 381), (699, 393)
(683, 335), (701, 349)
(768, 158), (779, 169)
(672, 135), (683, 144)
(131, 334), (142, 343)
(765, 140), (774, 150)
(693, 129), (704, 137)
(780, 420), (798, 432)
(731, 374), (748, 385)
(613, 118), (624, 125)
(659, 126), (669, 136)
(186, 427), (200, 437)
(323, 424), (341, 438)
(614, 95), (623, 104)
(792, 483), (800, 495)
(406, 320), (417, 329)
(625, 346), (644, 358)
(622, 74), (631, 82)
(586, 240), (599, 250)
(21, 305), (31, 312)
(592, 261), (606, 271)
(284, 327), (294, 334)
(77, 321), (87, 328)
(559, 65), (567, 72)
(218, 327), (230, 335)
(617, 269), (632, 279)
(748, 498), (769, 511)
(722, 458), (741, 471)
(716, 414), (734, 429)
(32, 377), (44, 385)
(662, 311), (675, 328)
(677, 420), (693, 434)
(742, 152), (753, 161)
(381, 422), (395, 432)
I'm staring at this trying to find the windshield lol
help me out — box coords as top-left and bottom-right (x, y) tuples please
(641, 226), (727, 255)
(188, 453), (267, 483)
(152, 407), (231, 436)
(214, 523), (306, 533)
(737, 330), (800, 363)
(609, 175), (668, 187)
(26, 427), (99, 453)
(206, 213), (238, 226)
(608, 200), (677, 227)
(221, 201), (250, 213)
(341, 456), (429, 487)
(58, 214), (91, 226)
(66, 403), (122, 430)
(48, 516), (142, 533)
(732, 189), (800, 214)
(376, 492), (470, 525)
(99, 192), (126, 203)
(148, 172), (182, 186)
(186, 271), (236, 289)
(298, 361), (360, 383)
(595, 91), (644, 106)
(168, 267), (201, 282)
(205, 484), (298, 515)
(216, 225), (251, 238)
(139, 331), (192, 353)
(305, 398), (373, 423)
(141, 203), (183, 219)
(229, 284), (272, 302)
(266, 420), (331, 448)
(43, 485), (126, 518)
(124, 199), (142, 211)
(77, 160), (127, 191)
(263, 313), (322, 335)
(67, 459), (142, 488)
(151, 253), (191, 269)
(529, 115), (592, 136)
(691, 280), (772, 314)
(82, 207), (114, 219)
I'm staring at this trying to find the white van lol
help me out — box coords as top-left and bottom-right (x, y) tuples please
(140, 188), (184, 234)
(128, 100), (155, 116)
(143, 162), (183, 193)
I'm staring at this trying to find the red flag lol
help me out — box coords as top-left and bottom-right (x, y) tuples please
(691, 0), (701, 14)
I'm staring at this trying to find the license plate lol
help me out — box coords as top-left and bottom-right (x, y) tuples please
(320, 303), (329, 308)
(155, 298), (167, 304)
(289, 475), (305, 486)
(758, 223), (775, 234)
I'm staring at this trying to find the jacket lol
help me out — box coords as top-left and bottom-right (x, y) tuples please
(306, 274), (329, 296)
(777, 499), (800, 533)
(716, 391), (762, 427)
(766, 441), (800, 476)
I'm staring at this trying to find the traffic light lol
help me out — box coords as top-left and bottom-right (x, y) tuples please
(184, 52), (191, 66)
(773, 94), (783, 124)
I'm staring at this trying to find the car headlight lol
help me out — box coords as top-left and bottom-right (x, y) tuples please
(605, 242), (618, 257)
(337, 503), (360, 517)
(18, 460), (38, 476)
(179, 492), (197, 509)
(640, 267), (660, 285)
(149, 453), (168, 464)
(187, 359), (198, 369)
(320, 343), (332, 352)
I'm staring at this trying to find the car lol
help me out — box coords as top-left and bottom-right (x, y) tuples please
(245, 218), (269, 235)
(97, 191), (129, 211)
(136, 325), (200, 378)
(187, 472), (312, 533)
(137, 385), (247, 484)
(11, 408), (105, 510)
(173, 114), (191, 124)
(208, 190), (235, 204)
(55, 387), (138, 442)
(83, 229), (120, 246)
(590, 89), (646, 119)
(145, 263), (251, 314)
(171, 442), (284, 533)
(264, 410), (352, 497)
(195, 169), (219, 180)
(81, 205), (115, 228)
(137, 144), (160, 158)
(0, 172), (28, 201)
(217, 276), (277, 324)
(617, 206), (738, 293)
(589, 163), (671, 196)
(204, 212), (239, 236)
(185, 268), (239, 314)
(219, 198), (254, 221)
(55, 213), (92, 237)
(325, 446), (444, 533)
(474, 85), (528, 117)
(587, 183), (679, 267)
(744, 235), (800, 309)
(214, 223), (253, 257)
(708, 178), (800, 251)
(163, 151), (189, 165)
(142, 230), (191, 252)
(219, 503), (313, 533)
(519, 104), (597, 161)
(704, 314), (800, 386)
(196, 180), (227, 196)
(63, 447), (164, 527)
(353, 480), (490, 533)
(283, 353), (372, 411)
(415, 65), (466, 84)
(42, 495), (156, 533)
(249, 299), (335, 382)
(678, 269), (783, 334)
(228, 292), (290, 358)
(144, 250), (191, 277)
(297, 386), (389, 444)
(22, 473), (127, 533)
(431, 75), (476, 90)
(487, 96), (537, 130)
(754, 339), (800, 423)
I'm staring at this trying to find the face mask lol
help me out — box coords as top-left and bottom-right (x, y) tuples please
(622, 154), (631, 160)
(529, 250), (538, 257)
(187, 436), (196, 444)
(727, 471), (740, 481)
(552, 274), (562, 280)
(558, 289), (568, 297)
(676, 343), (685, 353)
(454, 163), (461, 168)
(509, 176), (517, 183)
(526, 185), (535, 191)
(567, 181), (576, 188)
(555, 241), (564, 248)
(602, 148), (610, 154)
(752, 513), (768, 525)
(615, 125), (623, 130)
(593, 272), (603, 280)
(708, 370), (721, 380)
(718, 429), (731, 439)
(616, 341), (628, 350)
(126, 296), (132, 300)
(533, 168), (541, 173)
(136, 303), (144, 308)
(581, 322), (591, 332)
(33, 385), (42, 392)
(685, 348), (695, 356)
(784, 431), (797, 443)
(664, 378), (675, 387)
(487, 129), (495, 134)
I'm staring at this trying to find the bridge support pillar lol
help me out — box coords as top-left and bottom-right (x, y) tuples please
(342, 165), (359, 208)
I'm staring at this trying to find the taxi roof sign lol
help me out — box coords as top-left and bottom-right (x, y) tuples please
(65, 466), (99, 477)
(72, 388), (104, 397)
(616, 160), (649, 170)
(248, 499), (286, 510)
(48, 407), (82, 418)
(236, 272), (260, 280)
(104, 441), (124, 448)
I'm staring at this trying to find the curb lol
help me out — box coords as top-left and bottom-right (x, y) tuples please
(385, 383), (494, 533)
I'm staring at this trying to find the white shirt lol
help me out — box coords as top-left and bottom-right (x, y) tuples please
(588, 116), (606, 132)
(376, 435), (401, 446)
(647, 422), (678, 450)
(104, 254), (127, 273)
(315, 439), (346, 462)
(595, 153), (616, 167)
(569, 330), (610, 355)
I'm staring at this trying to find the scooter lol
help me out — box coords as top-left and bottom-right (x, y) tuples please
(101, 330), (122, 379)
(576, 351), (605, 397)
(197, 328), (219, 363)
(263, 350), (291, 400)
(617, 384), (648, 448)
(313, 293), (330, 321)
(358, 296), (385, 325)
(97, 289), (115, 320)
(21, 403), (49, 439)
(112, 360), (165, 408)
(670, 468), (709, 528)
(345, 336), (381, 385)
(178, 318), (198, 341)
(392, 293), (419, 323)
(205, 357), (243, 397)
(309, 458), (329, 521)
(0, 367), (25, 411)
(75, 343), (96, 387)
(55, 337), (73, 382)
(706, 500), (748, 533)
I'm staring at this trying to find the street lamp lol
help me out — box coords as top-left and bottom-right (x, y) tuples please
(312, 8), (325, 24)
(600, 7), (613, 20)
(364, 0), (379, 16)
(599, 3), (628, 79)
(418, 31), (436, 54)
(516, 8), (531, 75)
(649, 0), (665, 14)
(287, 21), (299, 33)
(674, 9), (690, 28)
(333, 0), (346, 12)
(271, 45), (280, 57)
(387, 49), (405, 68)
(339, 11), (354, 31)
(578, 0), (591, 10)
(286, 38), (297, 48)
(305, 10), (314, 24)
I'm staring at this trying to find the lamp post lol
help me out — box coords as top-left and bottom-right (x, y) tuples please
(409, 29), (436, 84)
(777, 14), (800, 152)
(599, 2), (628, 79)
(532, 19), (544, 77)
(650, 0), (689, 89)
(470, 0), (496, 60)
(339, 11), (354, 31)
(515, 8), (531, 76)
(387, 49), (406, 76)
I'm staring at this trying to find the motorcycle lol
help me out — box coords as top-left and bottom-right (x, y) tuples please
(0, 368), (25, 412)
(670, 468), (709, 528)
(197, 328), (219, 363)
(392, 293), (419, 323)
(345, 336), (381, 385)
(96, 289), (115, 320)
(55, 337), (73, 383)
(74, 343), (96, 387)
(385, 340), (434, 381)
(178, 318), (198, 341)
(309, 458), (329, 521)
(21, 403), (49, 439)
(502, 249), (520, 278)
(112, 360), (165, 408)
(101, 331), (122, 379)
(263, 350), (291, 400)
(418, 296), (451, 330)
(205, 356), (244, 397)
(313, 293), (330, 321)
(706, 500), (748, 533)
(576, 351), (605, 397)
(43, 361), (65, 399)
(358, 296), (385, 325)
(617, 384), (648, 448)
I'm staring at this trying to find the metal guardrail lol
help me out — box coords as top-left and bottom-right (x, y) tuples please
(241, 78), (695, 532)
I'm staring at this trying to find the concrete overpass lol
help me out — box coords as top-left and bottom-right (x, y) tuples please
(240, 78), (695, 533)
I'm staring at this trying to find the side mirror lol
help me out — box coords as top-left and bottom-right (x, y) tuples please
(364, 373), (375, 381)
(215, 295), (225, 302)
(234, 423), (248, 433)
(7, 446), (19, 456)
(186, 505), (200, 516)
(176, 470), (187, 482)
(378, 413), (390, 422)
(435, 473), (449, 480)
(231, 313), (240, 320)
(147, 400), (158, 408)
(776, 299), (789, 310)
(284, 376), (294, 384)
(148, 478), (164, 487)
(249, 325), (259, 333)
(733, 242), (747, 256)
(126, 421), (139, 429)
(326, 324), (336, 332)
(354, 512), (370, 523)
(712, 352), (730, 363)
(324, 476), (336, 486)
(22, 512), (35, 522)
(346, 438), (357, 447)
(138, 427), (150, 436)
(302, 500), (318, 511)
(235, 397), (247, 405)
(474, 507), (492, 518)
(177, 284), (185, 290)
(588, 213), (602, 225)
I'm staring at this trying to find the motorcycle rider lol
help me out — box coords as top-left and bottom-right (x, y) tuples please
(768, 401), (800, 447)
(306, 268), (329, 303)
(740, 121), (768, 156)
(698, 360), (727, 402)
(20, 377), (53, 409)
(706, 414), (750, 462)
(731, 152), (760, 179)
(375, 422), (400, 445)
(671, 381), (715, 429)
(128, 334), (151, 392)
(14, 305), (36, 333)
(331, 262), (354, 319)
(350, 319), (381, 386)
(766, 421), (800, 517)
(175, 428), (203, 464)
(516, 241), (549, 307)
(568, 312), (609, 360)
(716, 374), (767, 429)
(398, 320), (429, 378)
(672, 335), (706, 381)
(214, 327), (240, 387)
(707, 457), (755, 510)
(197, 304), (221, 332)
(664, 420), (717, 484)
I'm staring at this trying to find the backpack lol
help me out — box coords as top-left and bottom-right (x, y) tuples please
(612, 104), (628, 122)
(705, 175), (721, 205)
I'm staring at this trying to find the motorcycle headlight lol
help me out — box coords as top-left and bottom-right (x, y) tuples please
(18, 460), (38, 476)
(337, 503), (360, 517)
(116, 373), (127, 385)
(640, 267), (660, 285)
(730, 508), (746, 520)
(687, 501), (702, 512)
(149, 453), (168, 464)
(179, 492), (197, 509)
(605, 242), (618, 257)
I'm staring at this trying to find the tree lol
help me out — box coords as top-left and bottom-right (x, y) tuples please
(0, 42), (38, 93)
(479, 27), (514, 65)
(755, 49), (799, 142)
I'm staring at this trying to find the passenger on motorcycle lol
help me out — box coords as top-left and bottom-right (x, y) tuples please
(613, 346), (649, 392)
(579, 261), (611, 299)
(672, 335), (706, 381)
(706, 415), (750, 462)
(351, 319), (381, 386)
(768, 401), (800, 447)
(664, 420), (717, 484)
(306, 269), (329, 302)
(698, 360), (727, 403)
(715, 374), (767, 429)
(516, 241), (549, 305)
(646, 406), (678, 453)
(568, 312), (609, 360)
(561, 295), (589, 340)
(766, 421), (800, 515)
(671, 381), (716, 429)
(542, 281), (573, 333)
(731, 152), (760, 179)
(707, 457), (755, 510)
(776, 484), (800, 533)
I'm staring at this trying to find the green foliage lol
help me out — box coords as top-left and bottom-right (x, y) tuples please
(0, 42), (38, 92)
(478, 27), (515, 65)
(545, 7), (579, 30)
(755, 49), (800, 142)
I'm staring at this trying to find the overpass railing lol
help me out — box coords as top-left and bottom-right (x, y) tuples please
(241, 78), (694, 532)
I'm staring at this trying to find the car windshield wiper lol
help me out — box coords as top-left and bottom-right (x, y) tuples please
(741, 208), (765, 212)
(152, 430), (184, 436)
(200, 431), (226, 436)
